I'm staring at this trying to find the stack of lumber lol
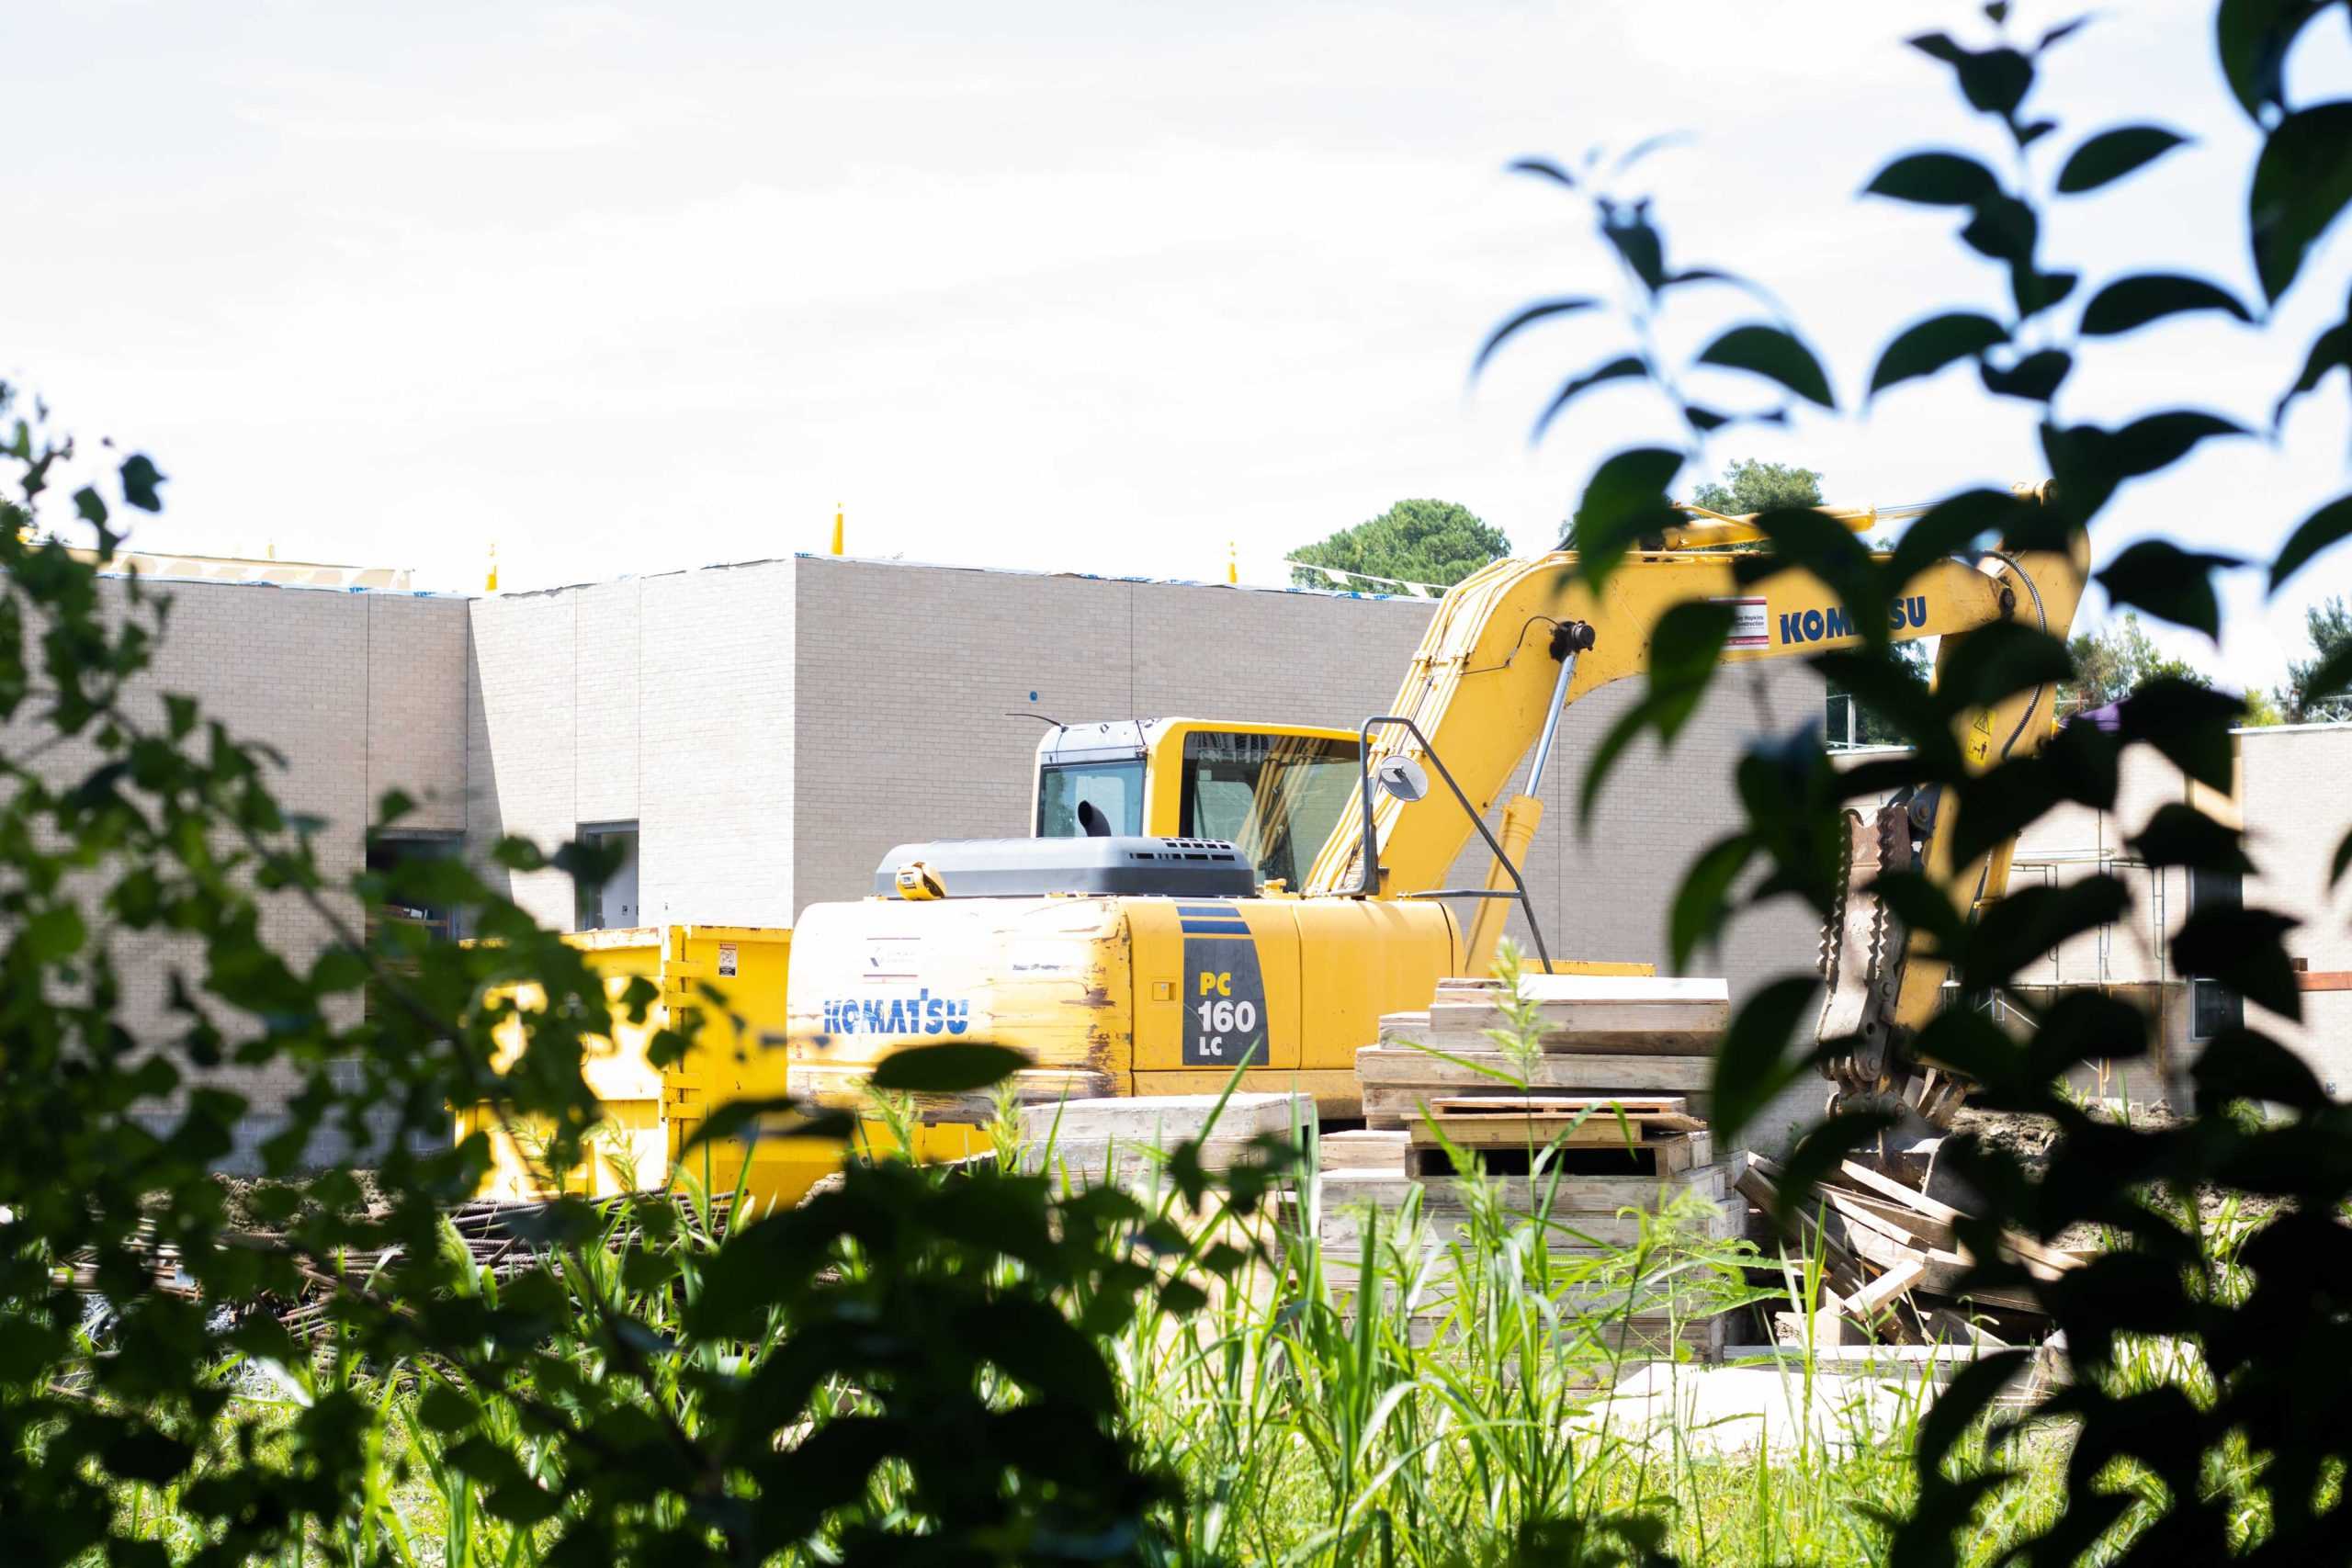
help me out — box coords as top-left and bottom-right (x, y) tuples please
(1736, 1152), (2086, 1348)
(1311, 1159), (1743, 1358)
(1319, 974), (1743, 1360)
(1361, 975), (1730, 1128)
(1018, 1092), (1310, 1187)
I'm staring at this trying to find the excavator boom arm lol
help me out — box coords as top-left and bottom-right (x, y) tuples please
(1302, 542), (2087, 915)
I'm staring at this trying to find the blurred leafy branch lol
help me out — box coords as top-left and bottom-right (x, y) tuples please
(0, 399), (1284, 1562)
(1483, 3), (2352, 1561)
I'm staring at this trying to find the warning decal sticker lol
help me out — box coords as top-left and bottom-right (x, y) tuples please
(1713, 596), (1770, 649)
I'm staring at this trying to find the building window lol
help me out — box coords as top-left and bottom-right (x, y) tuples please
(575, 821), (640, 931)
(365, 830), (463, 1022)
(366, 830), (464, 942)
(2188, 866), (2245, 1040)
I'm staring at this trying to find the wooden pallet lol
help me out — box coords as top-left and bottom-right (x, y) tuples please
(1316, 1163), (1740, 1250)
(1410, 1094), (1704, 1138)
(1406, 1131), (1714, 1179)
(1356, 1043), (1715, 1128)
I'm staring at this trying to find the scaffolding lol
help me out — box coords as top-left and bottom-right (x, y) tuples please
(1964, 842), (2181, 1096)
(2004, 845), (2171, 991)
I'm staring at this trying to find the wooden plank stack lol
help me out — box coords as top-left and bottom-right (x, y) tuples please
(1313, 974), (1742, 1361)
(1360, 975), (1730, 1128)
(1018, 1092), (1311, 1187)
(1312, 1162), (1744, 1359)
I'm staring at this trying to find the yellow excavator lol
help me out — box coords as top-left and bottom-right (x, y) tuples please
(784, 495), (2090, 1142)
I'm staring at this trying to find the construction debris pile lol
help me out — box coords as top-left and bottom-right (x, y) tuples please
(73, 1188), (733, 1342)
(1736, 1151), (2084, 1352)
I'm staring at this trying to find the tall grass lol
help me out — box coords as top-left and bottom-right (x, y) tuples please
(103, 1141), (2103, 1565)
(107, 973), (2278, 1564)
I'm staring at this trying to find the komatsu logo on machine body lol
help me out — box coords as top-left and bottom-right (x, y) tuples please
(820, 990), (972, 1036)
(1780, 596), (1928, 645)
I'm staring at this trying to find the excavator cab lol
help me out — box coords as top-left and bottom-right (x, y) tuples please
(1035, 719), (1361, 891)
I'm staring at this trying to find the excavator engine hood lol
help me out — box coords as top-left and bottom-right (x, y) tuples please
(786, 896), (1136, 1118)
(869, 836), (1254, 899)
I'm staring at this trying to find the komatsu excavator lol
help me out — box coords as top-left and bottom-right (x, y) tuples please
(784, 494), (2087, 1147)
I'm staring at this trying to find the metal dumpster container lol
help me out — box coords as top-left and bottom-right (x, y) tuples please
(457, 924), (851, 1212)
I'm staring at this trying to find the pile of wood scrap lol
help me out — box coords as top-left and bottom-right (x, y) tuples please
(1361, 975), (1730, 1129)
(1736, 1152), (2085, 1348)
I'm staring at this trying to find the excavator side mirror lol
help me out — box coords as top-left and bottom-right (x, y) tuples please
(1374, 755), (1430, 804)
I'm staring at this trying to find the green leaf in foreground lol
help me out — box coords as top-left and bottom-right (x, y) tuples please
(2272, 493), (2352, 592)
(119, 453), (166, 511)
(1865, 150), (2002, 207)
(2172, 904), (2302, 1020)
(2094, 538), (2243, 637)
(1710, 975), (1817, 1140)
(2055, 125), (2189, 194)
(869, 1042), (1028, 1093)
(2079, 273), (2250, 336)
(1695, 322), (1837, 409)
(2250, 102), (2352, 302)
(1871, 311), (2007, 398)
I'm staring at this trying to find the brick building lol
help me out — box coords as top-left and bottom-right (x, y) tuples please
(65, 551), (2348, 1160)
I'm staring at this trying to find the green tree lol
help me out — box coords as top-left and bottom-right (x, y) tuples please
(2059, 610), (2210, 716)
(0, 389), (1228, 1562)
(1289, 498), (1509, 592)
(2277, 594), (2352, 723)
(1687, 457), (1825, 516)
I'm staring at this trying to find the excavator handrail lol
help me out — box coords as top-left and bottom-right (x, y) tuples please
(1351, 714), (1555, 972)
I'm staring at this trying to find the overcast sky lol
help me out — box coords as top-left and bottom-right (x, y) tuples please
(10, 1), (2352, 694)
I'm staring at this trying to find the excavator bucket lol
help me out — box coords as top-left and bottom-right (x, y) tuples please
(1817, 800), (1971, 1190)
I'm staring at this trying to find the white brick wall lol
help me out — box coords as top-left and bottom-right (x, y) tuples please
(368, 594), (467, 831)
(83, 554), (2351, 1168)
(58, 577), (470, 1164)
(790, 561), (1442, 911)
(2242, 727), (2352, 1092)
(640, 561), (795, 925)
(466, 586), (580, 928)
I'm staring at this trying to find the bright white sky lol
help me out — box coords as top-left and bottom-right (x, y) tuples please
(10, 1), (2352, 694)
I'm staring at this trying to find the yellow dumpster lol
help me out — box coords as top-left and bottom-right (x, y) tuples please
(457, 923), (985, 1213)
(458, 925), (829, 1212)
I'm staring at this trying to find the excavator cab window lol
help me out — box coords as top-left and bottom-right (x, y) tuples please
(1037, 760), (1144, 839)
(1177, 730), (1360, 888)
